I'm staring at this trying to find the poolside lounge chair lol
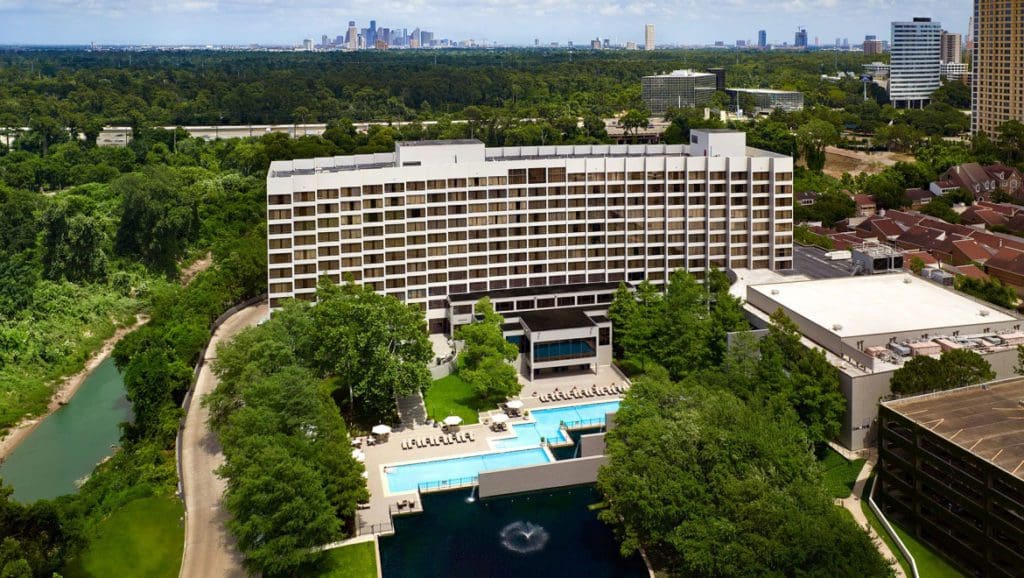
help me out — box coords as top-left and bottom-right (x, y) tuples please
(467, 431), (475, 442)
(402, 440), (409, 450)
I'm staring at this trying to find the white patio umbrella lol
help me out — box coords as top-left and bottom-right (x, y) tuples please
(351, 449), (366, 462)
(371, 424), (392, 436)
(443, 415), (463, 427)
(505, 400), (524, 410)
(490, 413), (509, 424)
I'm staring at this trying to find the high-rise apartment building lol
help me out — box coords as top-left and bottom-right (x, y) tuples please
(758, 30), (767, 48)
(972, 0), (1024, 136)
(890, 18), (942, 109)
(940, 30), (962, 63)
(645, 24), (655, 50)
(265, 134), (795, 333)
(795, 27), (808, 48)
(641, 70), (718, 114)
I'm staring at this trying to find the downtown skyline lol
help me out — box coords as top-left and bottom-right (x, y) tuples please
(0, 0), (971, 47)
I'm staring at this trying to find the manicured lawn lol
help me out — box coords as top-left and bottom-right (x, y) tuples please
(316, 541), (379, 578)
(860, 476), (963, 578)
(423, 374), (490, 425)
(819, 448), (866, 499)
(65, 496), (183, 578)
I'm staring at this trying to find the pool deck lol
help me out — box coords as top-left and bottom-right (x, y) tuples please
(356, 365), (628, 535)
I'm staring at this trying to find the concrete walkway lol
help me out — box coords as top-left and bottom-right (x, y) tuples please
(179, 302), (267, 578)
(836, 452), (907, 578)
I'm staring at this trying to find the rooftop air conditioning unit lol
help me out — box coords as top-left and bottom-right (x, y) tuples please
(771, 289), (779, 295)
(980, 310), (990, 317)
(903, 277), (912, 284)
(833, 324), (843, 331)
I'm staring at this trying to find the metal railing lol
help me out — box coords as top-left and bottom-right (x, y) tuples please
(417, 476), (478, 493)
(357, 519), (395, 537)
(561, 417), (607, 430)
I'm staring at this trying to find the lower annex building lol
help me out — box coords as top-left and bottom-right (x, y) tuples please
(266, 131), (795, 375)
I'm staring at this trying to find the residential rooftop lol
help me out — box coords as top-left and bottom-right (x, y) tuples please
(883, 378), (1024, 480)
(748, 273), (1015, 338)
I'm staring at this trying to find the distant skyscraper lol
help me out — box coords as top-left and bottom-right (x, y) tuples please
(347, 21), (358, 50)
(890, 17), (942, 109)
(645, 24), (655, 50)
(972, 0), (1024, 136)
(534, 38), (539, 47)
(368, 19), (377, 47)
(835, 37), (841, 48)
(303, 38), (313, 51)
(758, 30), (767, 48)
(795, 27), (808, 48)
(863, 34), (884, 55)
(940, 30), (962, 63)
(321, 34), (329, 46)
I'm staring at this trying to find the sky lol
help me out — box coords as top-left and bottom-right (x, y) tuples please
(0, 0), (971, 47)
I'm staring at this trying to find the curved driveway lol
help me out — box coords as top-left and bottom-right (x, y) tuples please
(180, 303), (267, 578)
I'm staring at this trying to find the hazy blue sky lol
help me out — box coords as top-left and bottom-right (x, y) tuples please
(0, 0), (971, 46)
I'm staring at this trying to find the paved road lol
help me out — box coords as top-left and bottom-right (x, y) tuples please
(180, 303), (268, 578)
(790, 245), (854, 279)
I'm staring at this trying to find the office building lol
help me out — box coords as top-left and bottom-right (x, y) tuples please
(863, 62), (890, 78)
(645, 24), (655, 50)
(368, 20), (377, 47)
(877, 379), (1024, 576)
(744, 273), (1023, 450)
(890, 18), (942, 108)
(795, 27), (808, 48)
(940, 30), (962, 63)
(707, 68), (726, 92)
(641, 70), (718, 114)
(303, 38), (313, 51)
(758, 29), (767, 48)
(266, 133), (796, 338)
(347, 21), (358, 50)
(725, 88), (804, 114)
(972, 0), (1024, 136)
(625, 41), (637, 50)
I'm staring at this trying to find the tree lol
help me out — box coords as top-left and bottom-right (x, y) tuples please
(455, 298), (520, 402)
(618, 108), (650, 140)
(996, 120), (1024, 165)
(113, 168), (200, 276)
(796, 119), (839, 171)
(223, 441), (341, 576)
(941, 349), (995, 388)
(931, 80), (971, 109)
(909, 256), (925, 275)
(890, 350), (994, 395)
(38, 198), (109, 283)
(307, 279), (432, 419)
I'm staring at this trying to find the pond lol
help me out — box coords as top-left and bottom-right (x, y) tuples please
(379, 485), (647, 578)
(0, 358), (132, 502)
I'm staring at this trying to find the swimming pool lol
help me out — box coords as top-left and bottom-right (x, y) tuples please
(492, 400), (621, 450)
(384, 447), (552, 494)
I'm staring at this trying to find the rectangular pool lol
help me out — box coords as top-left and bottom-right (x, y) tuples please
(492, 400), (620, 450)
(384, 448), (552, 494)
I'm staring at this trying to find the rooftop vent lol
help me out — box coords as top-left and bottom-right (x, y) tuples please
(903, 277), (912, 284)
(833, 324), (843, 331)
(770, 289), (780, 295)
(980, 310), (990, 317)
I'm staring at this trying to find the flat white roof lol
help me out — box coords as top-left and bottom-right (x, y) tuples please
(748, 273), (1015, 338)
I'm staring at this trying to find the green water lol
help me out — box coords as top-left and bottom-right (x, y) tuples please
(0, 358), (132, 502)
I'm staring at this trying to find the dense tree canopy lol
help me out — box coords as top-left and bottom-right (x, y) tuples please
(890, 349), (995, 396)
(598, 368), (892, 577)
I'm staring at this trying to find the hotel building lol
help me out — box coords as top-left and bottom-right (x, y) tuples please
(972, 0), (1024, 136)
(266, 131), (794, 339)
(641, 70), (718, 115)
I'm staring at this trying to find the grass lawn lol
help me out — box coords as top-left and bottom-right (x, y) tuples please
(819, 448), (866, 499)
(315, 541), (379, 578)
(65, 496), (183, 578)
(423, 374), (490, 425)
(859, 476), (963, 578)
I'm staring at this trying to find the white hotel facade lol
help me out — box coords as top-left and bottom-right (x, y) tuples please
(266, 130), (794, 337)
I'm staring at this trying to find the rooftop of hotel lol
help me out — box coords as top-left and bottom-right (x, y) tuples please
(268, 135), (788, 178)
(883, 378), (1024, 480)
(748, 273), (1016, 338)
(642, 69), (715, 78)
(519, 309), (596, 332)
